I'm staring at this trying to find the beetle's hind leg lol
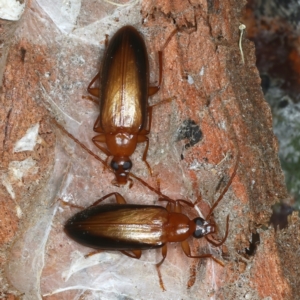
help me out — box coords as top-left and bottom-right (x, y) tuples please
(85, 35), (109, 100)
(84, 250), (104, 258)
(120, 250), (142, 259)
(85, 249), (141, 260)
(82, 71), (101, 104)
(148, 51), (162, 96)
(59, 198), (85, 210)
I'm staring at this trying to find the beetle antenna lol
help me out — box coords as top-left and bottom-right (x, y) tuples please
(129, 172), (172, 200)
(206, 152), (239, 219)
(205, 215), (229, 247)
(52, 118), (107, 165)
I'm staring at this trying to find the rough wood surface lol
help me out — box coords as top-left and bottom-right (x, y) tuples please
(0, 0), (297, 299)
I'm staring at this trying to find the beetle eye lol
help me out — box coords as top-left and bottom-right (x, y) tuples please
(193, 217), (206, 238)
(110, 160), (119, 170)
(122, 161), (132, 170)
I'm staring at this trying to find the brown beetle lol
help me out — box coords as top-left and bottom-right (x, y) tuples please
(64, 195), (229, 290)
(64, 155), (238, 290)
(87, 26), (167, 186)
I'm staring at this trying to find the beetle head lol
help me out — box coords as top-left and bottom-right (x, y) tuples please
(110, 157), (132, 185)
(192, 217), (215, 238)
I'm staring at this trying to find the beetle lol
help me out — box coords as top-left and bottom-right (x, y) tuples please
(64, 153), (238, 291)
(64, 194), (229, 290)
(87, 25), (169, 186)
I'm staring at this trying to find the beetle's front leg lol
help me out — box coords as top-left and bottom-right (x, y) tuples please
(158, 197), (176, 212)
(92, 134), (111, 157)
(120, 250), (142, 259)
(137, 134), (152, 176)
(84, 250), (103, 258)
(90, 192), (126, 207)
(181, 240), (224, 266)
(148, 51), (162, 96)
(59, 198), (85, 210)
(159, 197), (194, 212)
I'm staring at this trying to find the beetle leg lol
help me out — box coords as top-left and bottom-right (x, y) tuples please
(85, 249), (142, 260)
(139, 106), (152, 135)
(158, 197), (176, 207)
(155, 244), (167, 291)
(159, 197), (195, 213)
(158, 198), (181, 212)
(165, 201), (173, 212)
(174, 201), (182, 213)
(156, 177), (161, 193)
(59, 199), (85, 210)
(151, 97), (173, 108)
(136, 135), (152, 176)
(159, 198), (174, 212)
(157, 244), (167, 267)
(93, 115), (105, 133)
(148, 51), (162, 96)
(84, 250), (103, 258)
(181, 240), (224, 266)
(104, 34), (109, 47)
(92, 135), (111, 156)
(87, 72), (100, 97)
(120, 250), (142, 259)
(90, 192), (127, 207)
(171, 199), (197, 213)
